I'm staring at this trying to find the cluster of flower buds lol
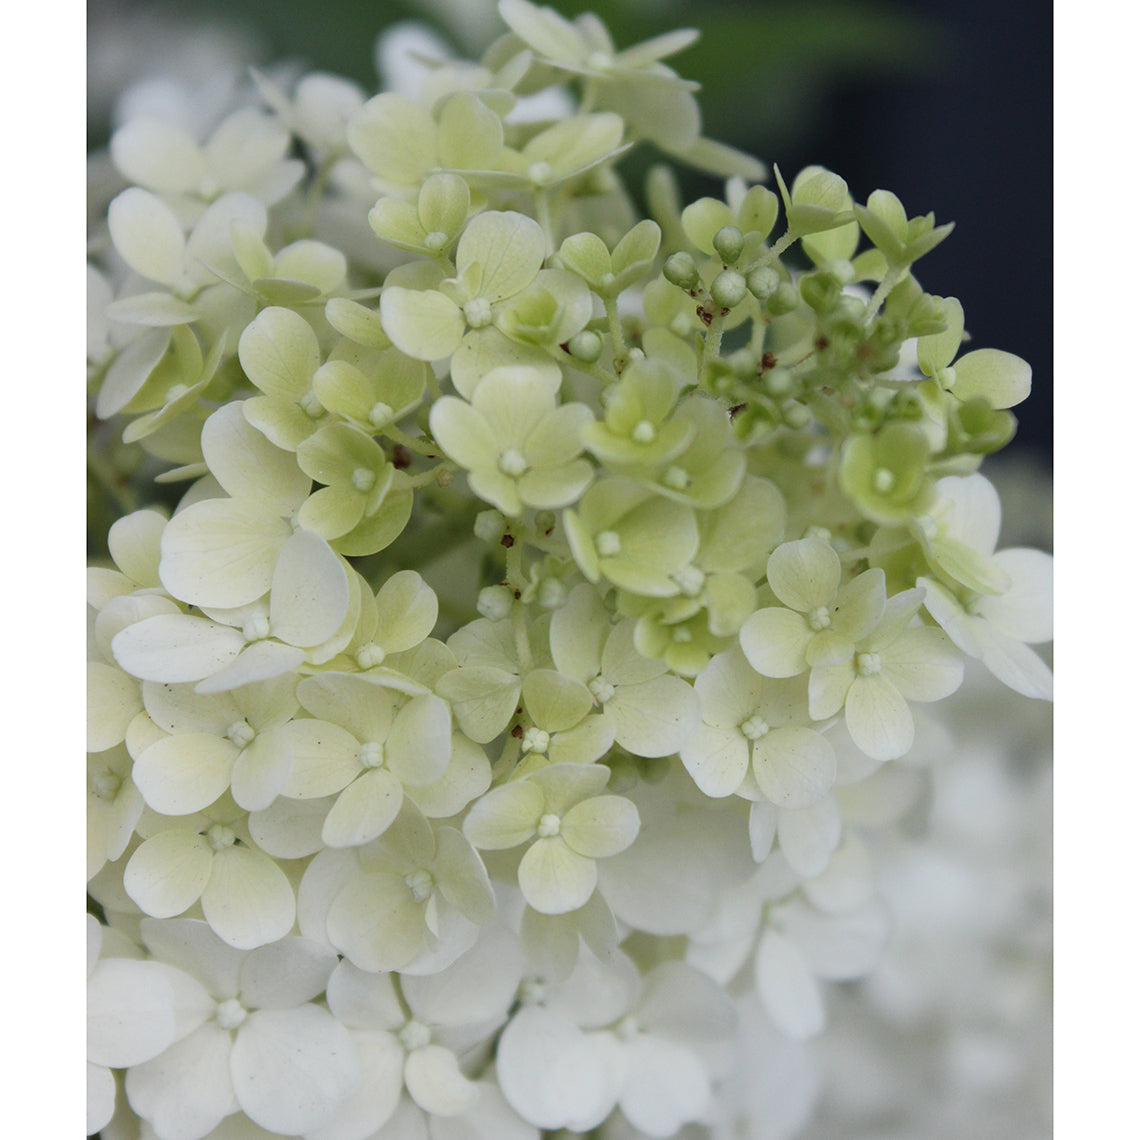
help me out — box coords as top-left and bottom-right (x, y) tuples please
(87, 2), (1052, 1136)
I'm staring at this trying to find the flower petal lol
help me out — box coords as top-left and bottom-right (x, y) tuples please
(201, 845), (296, 949)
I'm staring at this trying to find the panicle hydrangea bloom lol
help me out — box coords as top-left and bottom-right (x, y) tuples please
(87, 2), (1052, 1136)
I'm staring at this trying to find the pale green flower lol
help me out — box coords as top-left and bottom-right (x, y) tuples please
(463, 762), (640, 914)
(429, 365), (594, 516)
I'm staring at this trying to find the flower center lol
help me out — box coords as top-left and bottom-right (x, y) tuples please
(856, 652), (882, 677)
(352, 467), (376, 492)
(359, 741), (384, 769)
(537, 812), (561, 838)
(631, 419), (657, 444)
(872, 467), (896, 494)
(405, 868), (434, 903)
(521, 727), (550, 754)
(519, 977), (546, 1006)
(808, 605), (831, 632)
(498, 448), (529, 477)
(596, 530), (622, 557)
(463, 297), (493, 328)
(356, 642), (386, 669)
(671, 625), (693, 643)
(662, 465), (690, 491)
(672, 566), (705, 597)
(369, 401), (395, 427)
(586, 50), (611, 71)
(588, 675), (616, 704)
(226, 720), (256, 748)
(206, 824), (236, 852)
(423, 231), (449, 254)
(399, 1020), (432, 1052)
(299, 391), (324, 418)
(242, 614), (270, 642)
(215, 998), (248, 1031)
(740, 712), (770, 740)
(527, 161), (553, 185)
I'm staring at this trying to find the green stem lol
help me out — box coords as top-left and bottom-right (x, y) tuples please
(862, 266), (905, 328)
(604, 295), (628, 371)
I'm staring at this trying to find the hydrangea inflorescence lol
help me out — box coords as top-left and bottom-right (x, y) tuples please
(87, 2), (1053, 1136)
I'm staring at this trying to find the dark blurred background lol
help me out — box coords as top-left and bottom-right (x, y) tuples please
(88, 0), (1051, 462)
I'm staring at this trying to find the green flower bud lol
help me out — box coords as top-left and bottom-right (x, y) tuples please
(746, 266), (780, 299)
(710, 269), (748, 310)
(766, 281), (800, 316)
(782, 402), (811, 430)
(799, 271), (842, 315)
(713, 225), (745, 265)
(474, 509), (508, 544)
(533, 509), (557, 534)
(567, 330), (604, 363)
(763, 367), (793, 398)
(478, 584), (515, 621)
(663, 252), (701, 291)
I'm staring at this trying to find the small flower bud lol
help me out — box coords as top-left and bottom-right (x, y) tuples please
(746, 266), (780, 299)
(477, 585), (515, 621)
(766, 281), (800, 316)
(799, 271), (841, 314)
(713, 225), (744, 265)
(567, 330), (603, 363)
(663, 252), (700, 291)
(711, 269), (748, 310)
(783, 402), (811, 429)
(763, 367), (793, 398)
(474, 509), (508, 544)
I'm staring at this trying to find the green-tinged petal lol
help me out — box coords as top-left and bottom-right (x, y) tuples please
(380, 287), (465, 361)
(298, 485), (367, 540)
(108, 188), (186, 287)
(88, 662), (143, 752)
(124, 831), (212, 917)
(230, 729), (294, 812)
(201, 845), (296, 949)
(435, 666), (521, 743)
(951, 348), (1031, 409)
(268, 530), (351, 648)
(605, 674), (699, 758)
(326, 871), (425, 971)
(281, 718), (363, 799)
(845, 675), (914, 761)
(457, 211), (546, 303)
(387, 693), (452, 786)
(348, 93), (436, 184)
(739, 607), (812, 678)
(752, 727), (836, 809)
(463, 781), (544, 849)
(766, 537), (841, 612)
(548, 715), (616, 766)
(133, 733), (236, 815)
(808, 660), (856, 721)
(429, 396), (500, 469)
(561, 795), (639, 858)
(518, 838), (597, 915)
(832, 568), (888, 644)
(881, 627), (963, 702)
(917, 296), (964, 376)
(756, 930), (825, 1039)
(238, 307), (320, 402)
(376, 569), (440, 652)
(436, 91), (505, 173)
(523, 669), (595, 733)
(112, 614), (245, 684)
(322, 768), (404, 847)
(431, 826), (496, 924)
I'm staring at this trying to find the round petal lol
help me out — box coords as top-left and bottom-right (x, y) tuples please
(619, 1035), (710, 1138)
(125, 831), (213, 917)
(133, 733), (237, 815)
(755, 929), (826, 1040)
(765, 538), (840, 612)
(844, 675), (914, 761)
(201, 846), (296, 949)
(380, 287), (465, 361)
(518, 837), (598, 915)
(405, 1044), (479, 1116)
(752, 727), (836, 809)
(739, 608), (813, 678)
(232, 1006), (360, 1134)
(560, 795), (639, 859)
(322, 768), (404, 848)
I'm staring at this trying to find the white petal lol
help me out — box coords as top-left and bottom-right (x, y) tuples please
(560, 795), (640, 858)
(322, 769), (404, 848)
(496, 1007), (610, 1130)
(619, 1035), (710, 1138)
(380, 287), (465, 361)
(306, 1029), (403, 1140)
(739, 607), (813, 678)
(979, 547), (1054, 643)
(326, 961), (405, 1030)
(456, 211), (546, 302)
(780, 901), (890, 981)
(518, 838), (597, 915)
(201, 846), (296, 949)
(108, 187), (186, 287)
(87, 1063), (116, 1135)
(756, 930), (826, 1042)
(133, 733), (236, 816)
(124, 1023), (236, 1140)
(777, 797), (842, 879)
(752, 727), (836, 809)
(238, 937), (338, 1010)
(88, 662), (143, 752)
(605, 674), (699, 757)
(269, 529), (350, 647)
(405, 1044), (479, 1116)
(124, 831), (212, 917)
(232, 1006), (360, 1134)
(765, 538), (840, 611)
(845, 675), (914, 761)
(113, 614), (245, 683)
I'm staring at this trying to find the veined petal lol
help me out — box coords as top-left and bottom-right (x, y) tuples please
(232, 1006), (360, 1134)
(739, 608), (813, 678)
(322, 769), (404, 848)
(133, 732), (237, 816)
(882, 627), (964, 703)
(269, 529), (351, 648)
(844, 675), (914, 761)
(380, 287), (465, 361)
(387, 693), (452, 786)
(462, 780), (543, 849)
(518, 838), (597, 914)
(979, 548), (1054, 643)
(238, 937), (338, 1010)
(753, 727), (836, 809)
(108, 187), (187, 287)
(326, 872), (425, 972)
(124, 830), (212, 917)
(605, 674), (699, 757)
(457, 211), (546, 303)
(561, 795), (640, 858)
(201, 845), (296, 949)
(680, 723), (749, 797)
(765, 538), (840, 611)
